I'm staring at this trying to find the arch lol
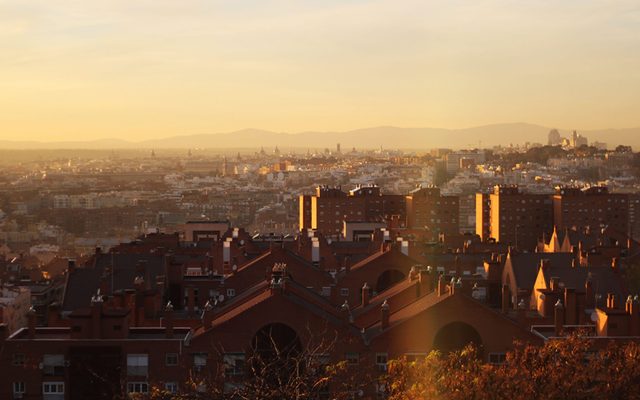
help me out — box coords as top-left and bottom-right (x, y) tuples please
(432, 321), (483, 355)
(252, 322), (301, 357)
(376, 269), (406, 293)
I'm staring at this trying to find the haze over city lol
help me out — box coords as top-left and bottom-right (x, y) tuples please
(2, 0), (640, 143)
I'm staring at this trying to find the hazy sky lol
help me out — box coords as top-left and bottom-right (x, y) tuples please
(1, 0), (639, 142)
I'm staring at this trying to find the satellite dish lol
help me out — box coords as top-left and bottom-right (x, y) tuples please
(218, 294), (225, 302)
(590, 311), (598, 322)
(232, 264), (237, 271)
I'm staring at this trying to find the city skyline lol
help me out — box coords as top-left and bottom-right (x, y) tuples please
(2, 0), (640, 142)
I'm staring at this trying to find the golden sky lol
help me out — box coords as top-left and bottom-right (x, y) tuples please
(1, 0), (639, 142)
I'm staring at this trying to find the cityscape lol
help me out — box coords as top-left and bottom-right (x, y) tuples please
(2, 1), (640, 399)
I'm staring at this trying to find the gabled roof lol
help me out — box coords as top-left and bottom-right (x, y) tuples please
(62, 253), (165, 312)
(505, 252), (574, 291)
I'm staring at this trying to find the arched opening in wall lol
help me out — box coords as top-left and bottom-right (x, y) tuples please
(376, 269), (405, 293)
(432, 321), (483, 357)
(251, 323), (302, 381)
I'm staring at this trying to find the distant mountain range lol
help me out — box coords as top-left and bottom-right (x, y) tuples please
(1, 123), (639, 150)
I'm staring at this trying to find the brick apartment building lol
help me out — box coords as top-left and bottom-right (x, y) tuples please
(299, 185), (406, 237)
(481, 185), (554, 250)
(552, 186), (629, 234)
(405, 186), (459, 241)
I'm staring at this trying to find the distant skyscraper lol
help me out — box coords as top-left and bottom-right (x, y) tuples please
(336, 143), (341, 154)
(548, 129), (562, 146)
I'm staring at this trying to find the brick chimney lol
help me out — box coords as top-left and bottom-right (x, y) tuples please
(611, 257), (620, 273)
(610, 294), (618, 309)
(381, 300), (390, 330)
(91, 292), (103, 339)
(629, 296), (640, 336)
(340, 300), (351, 325)
(554, 299), (564, 336)
(164, 301), (174, 338)
(585, 278), (594, 309)
(27, 306), (37, 339)
(550, 277), (560, 292)
(501, 284), (510, 313)
(437, 275), (447, 296)
(564, 288), (577, 325)
(201, 300), (214, 330)
(361, 283), (370, 307)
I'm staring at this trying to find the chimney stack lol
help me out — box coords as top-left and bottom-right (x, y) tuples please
(361, 283), (370, 307)
(340, 301), (351, 325)
(611, 257), (620, 273)
(201, 301), (214, 330)
(223, 239), (231, 264)
(550, 277), (560, 292)
(164, 302), (174, 338)
(501, 284), (510, 313)
(554, 299), (564, 336)
(381, 300), (390, 330)
(585, 278), (594, 309)
(311, 239), (320, 265)
(564, 288), (577, 325)
(90, 292), (103, 339)
(437, 275), (447, 296)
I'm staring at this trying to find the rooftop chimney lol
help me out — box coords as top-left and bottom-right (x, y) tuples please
(312, 239), (320, 264)
(201, 301), (214, 330)
(437, 275), (447, 296)
(585, 278), (594, 309)
(164, 301), (174, 338)
(564, 288), (577, 325)
(550, 277), (560, 292)
(90, 291), (103, 339)
(554, 299), (564, 336)
(611, 257), (620, 272)
(501, 284), (510, 313)
(223, 240), (231, 264)
(381, 300), (390, 330)
(361, 283), (370, 307)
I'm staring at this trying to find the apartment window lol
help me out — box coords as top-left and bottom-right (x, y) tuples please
(164, 382), (178, 393)
(42, 354), (65, 376)
(223, 353), (245, 376)
(42, 382), (64, 399)
(13, 382), (25, 396)
(340, 288), (349, 297)
(12, 353), (25, 366)
(376, 353), (388, 372)
(345, 352), (359, 365)
(127, 382), (149, 394)
(321, 287), (331, 297)
(227, 288), (236, 297)
(165, 353), (178, 366)
(489, 353), (507, 365)
(127, 354), (149, 377)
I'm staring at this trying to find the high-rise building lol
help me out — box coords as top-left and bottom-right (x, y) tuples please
(487, 185), (553, 250)
(552, 186), (628, 234)
(298, 185), (406, 237)
(548, 129), (562, 146)
(405, 186), (459, 240)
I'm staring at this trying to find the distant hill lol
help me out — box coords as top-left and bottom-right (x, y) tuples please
(1, 123), (638, 150)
